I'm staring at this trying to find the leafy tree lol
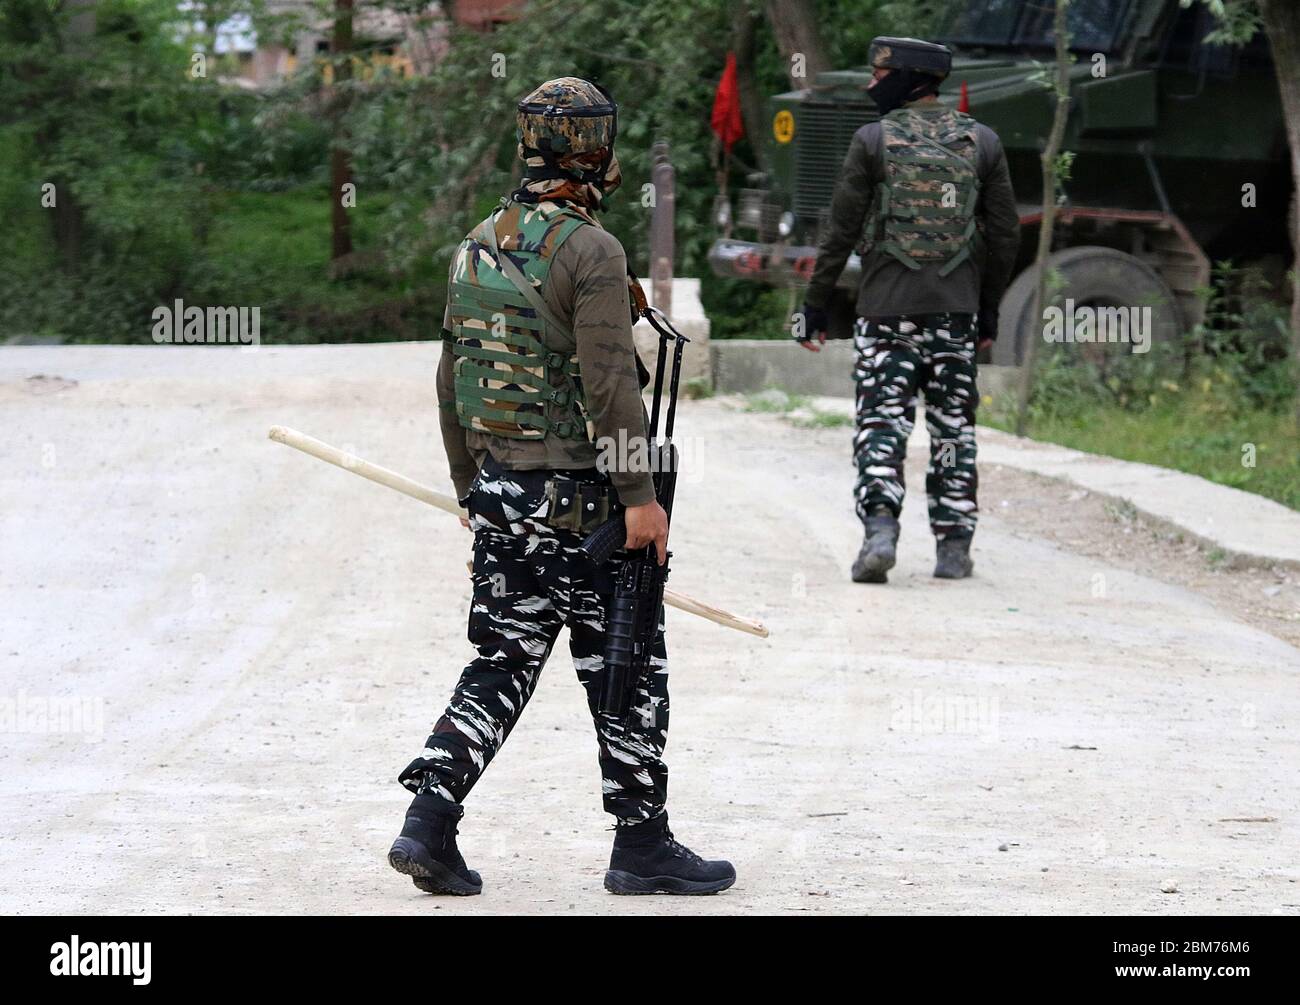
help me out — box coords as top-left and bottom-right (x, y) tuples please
(0, 0), (225, 338)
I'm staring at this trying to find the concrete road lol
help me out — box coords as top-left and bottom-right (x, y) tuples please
(2, 345), (1297, 914)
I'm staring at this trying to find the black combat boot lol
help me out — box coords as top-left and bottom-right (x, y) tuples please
(851, 511), (901, 583)
(604, 815), (736, 895)
(934, 535), (974, 579)
(388, 793), (482, 896)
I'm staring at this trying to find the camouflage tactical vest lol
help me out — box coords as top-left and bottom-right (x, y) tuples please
(445, 199), (591, 441)
(875, 107), (980, 277)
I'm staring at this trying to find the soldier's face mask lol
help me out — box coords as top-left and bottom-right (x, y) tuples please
(868, 68), (940, 115)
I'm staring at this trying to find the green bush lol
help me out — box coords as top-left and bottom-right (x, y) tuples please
(986, 266), (1299, 510)
(701, 277), (792, 340)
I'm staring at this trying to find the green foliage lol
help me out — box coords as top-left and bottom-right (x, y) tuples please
(187, 188), (442, 342)
(744, 387), (810, 413)
(1197, 262), (1294, 410)
(0, 0), (1042, 344)
(817, 0), (949, 69)
(986, 388), (1300, 511)
(681, 376), (715, 400)
(1054, 150), (1075, 183)
(1181, 0), (1263, 47)
(701, 278), (792, 339)
(347, 0), (943, 302)
(791, 408), (854, 429)
(1012, 264), (1293, 426)
(743, 386), (853, 428)
(346, 0), (749, 281)
(0, 0), (226, 339)
(199, 91), (332, 192)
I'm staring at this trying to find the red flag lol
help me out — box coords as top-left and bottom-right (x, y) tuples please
(711, 52), (745, 153)
(958, 80), (970, 113)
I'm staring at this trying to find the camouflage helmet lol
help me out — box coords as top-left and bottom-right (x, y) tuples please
(516, 77), (618, 158)
(868, 37), (953, 79)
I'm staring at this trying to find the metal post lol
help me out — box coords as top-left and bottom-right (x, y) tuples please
(649, 140), (675, 318)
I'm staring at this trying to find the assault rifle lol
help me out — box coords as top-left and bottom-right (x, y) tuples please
(579, 297), (689, 719)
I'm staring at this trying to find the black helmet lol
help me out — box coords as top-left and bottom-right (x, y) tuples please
(868, 37), (952, 80)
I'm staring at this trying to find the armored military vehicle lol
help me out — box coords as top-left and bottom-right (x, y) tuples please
(707, 0), (1289, 363)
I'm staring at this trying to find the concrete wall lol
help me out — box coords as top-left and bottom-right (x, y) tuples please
(711, 337), (1021, 399)
(713, 339), (857, 398)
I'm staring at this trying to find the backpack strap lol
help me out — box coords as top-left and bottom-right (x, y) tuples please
(476, 216), (570, 335)
(475, 208), (587, 342)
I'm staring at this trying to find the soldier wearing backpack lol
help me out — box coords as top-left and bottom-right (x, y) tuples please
(793, 37), (1020, 583)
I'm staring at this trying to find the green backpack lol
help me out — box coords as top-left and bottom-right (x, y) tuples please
(445, 198), (591, 441)
(875, 107), (981, 277)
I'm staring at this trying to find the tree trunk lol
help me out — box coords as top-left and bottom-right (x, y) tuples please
(330, 0), (355, 262)
(201, 2), (219, 58)
(1015, 0), (1072, 437)
(50, 0), (97, 273)
(764, 0), (829, 90)
(731, 0), (765, 170)
(1257, 0), (1300, 418)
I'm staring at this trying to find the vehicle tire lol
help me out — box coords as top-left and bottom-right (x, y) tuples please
(991, 245), (1184, 367)
(990, 265), (1039, 367)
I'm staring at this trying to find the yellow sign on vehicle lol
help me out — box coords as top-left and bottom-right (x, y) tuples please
(773, 110), (795, 144)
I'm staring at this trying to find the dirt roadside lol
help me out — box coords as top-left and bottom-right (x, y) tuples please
(980, 464), (1300, 651)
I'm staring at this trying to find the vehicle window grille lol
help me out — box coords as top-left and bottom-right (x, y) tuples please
(793, 102), (876, 219)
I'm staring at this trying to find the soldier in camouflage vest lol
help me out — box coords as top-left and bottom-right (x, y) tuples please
(794, 37), (1021, 583)
(388, 77), (735, 897)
